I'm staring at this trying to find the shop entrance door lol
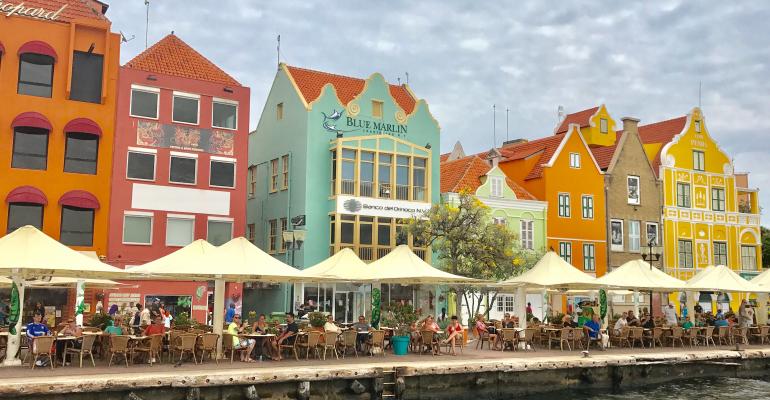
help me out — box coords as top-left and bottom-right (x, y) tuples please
(334, 291), (355, 323)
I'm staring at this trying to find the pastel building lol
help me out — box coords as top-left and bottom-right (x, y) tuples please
(247, 64), (440, 321)
(0, 0), (120, 322)
(105, 35), (250, 321)
(440, 150), (548, 319)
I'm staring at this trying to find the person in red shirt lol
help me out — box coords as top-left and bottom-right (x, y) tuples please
(143, 315), (166, 336)
(442, 315), (463, 355)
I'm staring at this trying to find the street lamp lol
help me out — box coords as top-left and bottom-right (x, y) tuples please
(282, 228), (306, 268)
(641, 239), (661, 316)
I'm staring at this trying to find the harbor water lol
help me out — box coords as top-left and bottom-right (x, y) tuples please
(532, 377), (770, 400)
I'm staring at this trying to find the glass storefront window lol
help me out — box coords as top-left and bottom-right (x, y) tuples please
(378, 154), (392, 198)
(341, 149), (356, 195)
(341, 215), (355, 244)
(396, 156), (409, 200)
(413, 157), (426, 201)
(360, 152), (374, 197)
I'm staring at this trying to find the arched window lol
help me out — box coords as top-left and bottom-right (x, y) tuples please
(5, 186), (47, 233)
(18, 53), (54, 97)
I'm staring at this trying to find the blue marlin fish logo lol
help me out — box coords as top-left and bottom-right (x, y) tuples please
(322, 109), (356, 135)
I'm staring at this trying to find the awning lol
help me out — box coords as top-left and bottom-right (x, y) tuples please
(17, 40), (57, 61)
(12, 112), (52, 131)
(6, 186), (47, 205)
(58, 190), (100, 209)
(64, 118), (102, 137)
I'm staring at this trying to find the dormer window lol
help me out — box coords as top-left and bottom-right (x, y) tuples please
(600, 118), (608, 134)
(490, 176), (503, 197)
(372, 100), (383, 118)
(695, 120), (701, 133)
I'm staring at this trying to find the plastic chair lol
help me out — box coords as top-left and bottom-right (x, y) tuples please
(62, 334), (97, 368)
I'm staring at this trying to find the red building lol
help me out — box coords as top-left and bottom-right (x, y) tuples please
(106, 34), (249, 322)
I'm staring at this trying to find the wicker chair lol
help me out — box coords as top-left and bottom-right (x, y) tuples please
(132, 334), (163, 365)
(297, 331), (321, 360)
(699, 326), (716, 347)
(733, 327), (749, 345)
(499, 328), (518, 352)
(339, 330), (358, 358)
(62, 334), (97, 368)
(572, 328), (587, 351)
(30, 336), (55, 370)
(629, 327), (645, 348)
(222, 333), (248, 363)
(368, 330), (386, 357)
(683, 328), (699, 347)
(197, 333), (219, 364)
(611, 326), (630, 348)
(716, 326), (732, 345)
(519, 328), (537, 351)
(474, 326), (492, 350)
(667, 327), (684, 348)
(550, 328), (572, 351)
(108, 335), (130, 367)
(170, 334), (198, 364)
(750, 325), (770, 345)
(419, 331), (438, 356)
(648, 327), (664, 348)
(320, 332), (339, 360)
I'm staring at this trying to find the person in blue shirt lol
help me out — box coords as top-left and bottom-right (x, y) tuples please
(225, 303), (236, 323)
(714, 316), (729, 327)
(26, 312), (50, 338)
(584, 314), (605, 350)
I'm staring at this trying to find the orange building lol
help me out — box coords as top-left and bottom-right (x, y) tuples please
(0, 0), (120, 257)
(499, 114), (607, 276)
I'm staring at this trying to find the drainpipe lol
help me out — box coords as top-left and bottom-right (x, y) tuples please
(284, 151), (292, 312)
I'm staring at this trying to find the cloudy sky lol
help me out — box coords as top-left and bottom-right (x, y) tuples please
(109, 1), (770, 217)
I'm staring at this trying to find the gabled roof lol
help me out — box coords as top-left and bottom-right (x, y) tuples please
(124, 34), (241, 86)
(590, 144), (618, 171)
(284, 65), (416, 113)
(555, 106), (599, 134)
(16, 0), (109, 23)
(440, 153), (450, 162)
(637, 116), (687, 174)
(440, 155), (536, 200)
(500, 134), (566, 180)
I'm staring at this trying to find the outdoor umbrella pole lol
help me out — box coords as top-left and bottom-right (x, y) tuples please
(3, 274), (25, 366)
(515, 286), (527, 330)
(213, 278), (225, 358)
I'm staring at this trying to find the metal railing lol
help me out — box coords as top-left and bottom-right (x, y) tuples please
(395, 185), (409, 200)
(412, 187), (426, 201)
(360, 181), (374, 197)
(378, 183), (392, 199)
(341, 180), (355, 195)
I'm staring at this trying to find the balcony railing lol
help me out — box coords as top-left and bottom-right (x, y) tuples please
(395, 185), (409, 200)
(379, 183), (392, 199)
(359, 246), (374, 261)
(341, 180), (355, 195)
(360, 181), (374, 197)
(413, 187), (425, 201)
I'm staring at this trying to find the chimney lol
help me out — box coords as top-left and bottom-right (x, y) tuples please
(486, 148), (502, 167)
(502, 138), (528, 148)
(621, 117), (640, 134)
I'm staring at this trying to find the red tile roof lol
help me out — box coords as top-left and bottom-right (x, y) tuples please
(590, 144), (618, 171)
(285, 65), (416, 113)
(124, 34), (241, 86)
(637, 116), (687, 174)
(500, 134), (566, 180)
(440, 155), (536, 200)
(15, 0), (108, 23)
(555, 106), (599, 134)
(440, 153), (450, 162)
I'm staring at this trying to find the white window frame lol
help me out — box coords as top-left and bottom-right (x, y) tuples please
(645, 222), (659, 246)
(129, 85), (160, 120)
(569, 152), (581, 168)
(741, 245), (757, 271)
(628, 220), (641, 252)
(627, 175), (641, 205)
(207, 216), (234, 245)
(209, 156), (236, 189)
(711, 187), (725, 212)
(492, 217), (506, 226)
(559, 241), (572, 263)
(126, 147), (157, 182)
(171, 91), (201, 125)
(558, 193), (571, 218)
(583, 243), (595, 271)
(581, 195), (594, 219)
(520, 220), (534, 250)
(693, 150), (705, 171)
(713, 241), (728, 266)
(122, 211), (153, 245)
(610, 219), (624, 252)
(600, 118), (608, 133)
(169, 151), (198, 185)
(496, 295), (514, 313)
(490, 176), (503, 197)
(165, 214), (195, 247)
(695, 120), (701, 133)
(211, 97), (238, 130)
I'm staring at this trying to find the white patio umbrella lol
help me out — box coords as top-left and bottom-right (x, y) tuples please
(367, 245), (482, 284)
(595, 259), (687, 291)
(301, 248), (374, 282)
(0, 276), (124, 288)
(0, 225), (127, 366)
(497, 251), (600, 290)
(684, 265), (767, 292)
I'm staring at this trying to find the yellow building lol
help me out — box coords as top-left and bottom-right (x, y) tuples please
(641, 107), (761, 310)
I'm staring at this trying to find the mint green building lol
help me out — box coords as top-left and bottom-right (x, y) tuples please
(440, 150), (548, 319)
(246, 64), (441, 321)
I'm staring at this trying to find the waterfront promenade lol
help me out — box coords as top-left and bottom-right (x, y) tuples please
(3, 344), (770, 398)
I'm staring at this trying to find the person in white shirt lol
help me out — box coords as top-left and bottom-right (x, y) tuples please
(663, 304), (678, 326)
(323, 314), (341, 333)
(613, 311), (628, 335)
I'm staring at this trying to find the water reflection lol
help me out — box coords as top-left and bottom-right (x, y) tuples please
(523, 378), (770, 400)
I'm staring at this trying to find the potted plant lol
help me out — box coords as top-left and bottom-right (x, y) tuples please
(87, 313), (113, 330)
(173, 311), (192, 331)
(307, 312), (326, 330)
(381, 302), (418, 356)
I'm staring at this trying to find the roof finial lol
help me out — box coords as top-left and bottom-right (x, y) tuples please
(144, 0), (150, 49)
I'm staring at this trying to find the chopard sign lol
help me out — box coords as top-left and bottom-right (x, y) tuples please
(0, 1), (67, 21)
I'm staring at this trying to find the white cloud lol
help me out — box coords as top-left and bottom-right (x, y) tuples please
(459, 37), (490, 52)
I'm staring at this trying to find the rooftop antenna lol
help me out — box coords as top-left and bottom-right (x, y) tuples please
(492, 104), (497, 148)
(506, 107), (510, 142)
(557, 105), (565, 125)
(144, 0), (150, 49)
(698, 80), (702, 108)
(405, 72), (409, 85)
(397, 77), (401, 85)
(277, 34), (281, 71)
(119, 31), (135, 44)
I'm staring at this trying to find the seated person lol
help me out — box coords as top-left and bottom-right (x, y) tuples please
(104, 318), (123, 335)
(682, 319), (694, 330)
(323, 314), (341, 333)
(227, 314), (256, 362)
(252, 314), (269, 334)
(530, 317), (540, 325)
(143, 315), (166, 336)
(626, 312), (640, 327)
(56, 319), (83, 363)
(475, 314), (498, 349)
(614, 312), (628, 334)
(274, 312), (299, 361)
(584, 315), (603, 349)
(713, 316), (729, 327)
(442, 315), (463, 355)
(641, 314), (655, 330)
(422, 315), (440, 333)
(501, 313), (515, 328)
(26, 312), (51, 367)
(409, 321), (421, 348)
(352, 315), (371, 351)
(561, 314), (578, 328)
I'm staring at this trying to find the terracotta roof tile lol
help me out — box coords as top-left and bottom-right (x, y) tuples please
(440, 153), (450, 162)
(555, 106), (599, 134)
(500, 134), (566, 180)
(506, 177), (537, 201)
(590, 144), (618, 171)
(285, 65), (416, 113)
(441, 155), (537, 201)
(124, 34), (241, 86)
(16, 0), (108, 23)
(637, 116), (687, 175)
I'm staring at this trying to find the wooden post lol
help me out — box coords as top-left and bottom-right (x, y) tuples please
(213, 278), (225, 358)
